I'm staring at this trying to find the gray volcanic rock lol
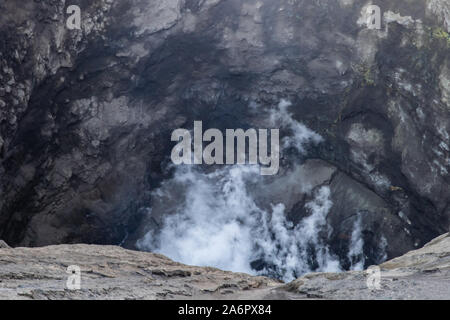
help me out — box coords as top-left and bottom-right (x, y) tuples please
(283, 232), (450, 299)
(0, 240), (285, 300)
(0, 0), (449, 270)
(0, 233), (448, 300)
(0, 240), (9, 249)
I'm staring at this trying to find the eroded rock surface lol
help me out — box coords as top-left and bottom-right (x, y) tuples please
(0, 233), (448, 300)
(283, 232), (450, 299)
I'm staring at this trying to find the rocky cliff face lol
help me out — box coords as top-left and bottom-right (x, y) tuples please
(0, 0), (449, 275)
(0, 233), (448, 299)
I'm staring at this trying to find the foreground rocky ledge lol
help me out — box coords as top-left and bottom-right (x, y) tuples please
(0, 233), (449, 300)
